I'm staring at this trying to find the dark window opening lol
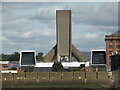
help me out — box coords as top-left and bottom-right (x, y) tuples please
(21, 52), (35, 65)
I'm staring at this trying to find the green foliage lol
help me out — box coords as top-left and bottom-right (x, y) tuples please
(79, 64), (85, 71)
(1, 52), (20, 61)
(38, 52), (43, 56)
(79, 64), (85, 69)
(52, 61), (64, 72)
(1, 54), (11, 61)
(10, 67), (17, 70)
(36, 55), (44, 61)
(8, 52), (20, 61)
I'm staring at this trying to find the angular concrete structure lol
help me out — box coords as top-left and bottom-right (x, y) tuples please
(44, 10), (86, 62)
(44, 45), (57, 62)
(72, 44), (86, 62)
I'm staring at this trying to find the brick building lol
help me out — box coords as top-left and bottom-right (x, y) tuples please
(105, 30), (120, 71)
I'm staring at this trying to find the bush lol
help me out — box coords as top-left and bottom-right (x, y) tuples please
(79, 64), (85, 71)
(52, 61), (64, 72)
(10, 67), (17, 70)
(36, 55), (44, 61)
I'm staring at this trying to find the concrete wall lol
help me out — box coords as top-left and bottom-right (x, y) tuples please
(73, 72), (85, 83)
(97, 72), (110, 84)
(14, 73), (26, 84)
(112, 71), (120, 88)
(38, 72), (49, 82)
(86, 72), (97, 83)
(50, 72), (61, 81)
(25, 72), (37, 83)
(2, 72), (120, 88)
(2, 73), (13, 83)
(62, 72), (73, 81)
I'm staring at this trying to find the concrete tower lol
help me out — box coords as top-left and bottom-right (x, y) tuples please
(56, 10), (72, 62)
(44, 10), (86, 62)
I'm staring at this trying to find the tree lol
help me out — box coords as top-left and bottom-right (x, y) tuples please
(8, 52), (20, 61)
(1, 52), (20, 61)
(10, 67), (17, 70)
(52, 61), (64, 72)
(36, 55), (44, 62)
(1, 54), (10, 61)
(36, 52), (44, 62)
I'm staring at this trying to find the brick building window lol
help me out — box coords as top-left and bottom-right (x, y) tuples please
(108, 40), (112, 43)
(117, 50), (120, 54)
(108, 45), (112, 48)
(116, 45), (120, 49)
(109, 50), (112, 54)
(116, 40), (120, 43)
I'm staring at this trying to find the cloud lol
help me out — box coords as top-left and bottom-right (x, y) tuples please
(39, 29), (54, 37)
(72, 32), (105, 52)
(22, 32), (31, 38)
(69, 2), (118, 26)
(2, 2), (118, 54)
(85, 33), (99, 39)
(30, 6), (63, 22)
(2, 27), (55, 54)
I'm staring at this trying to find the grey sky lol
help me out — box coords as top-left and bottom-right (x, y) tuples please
(1, 2), (118, 55)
